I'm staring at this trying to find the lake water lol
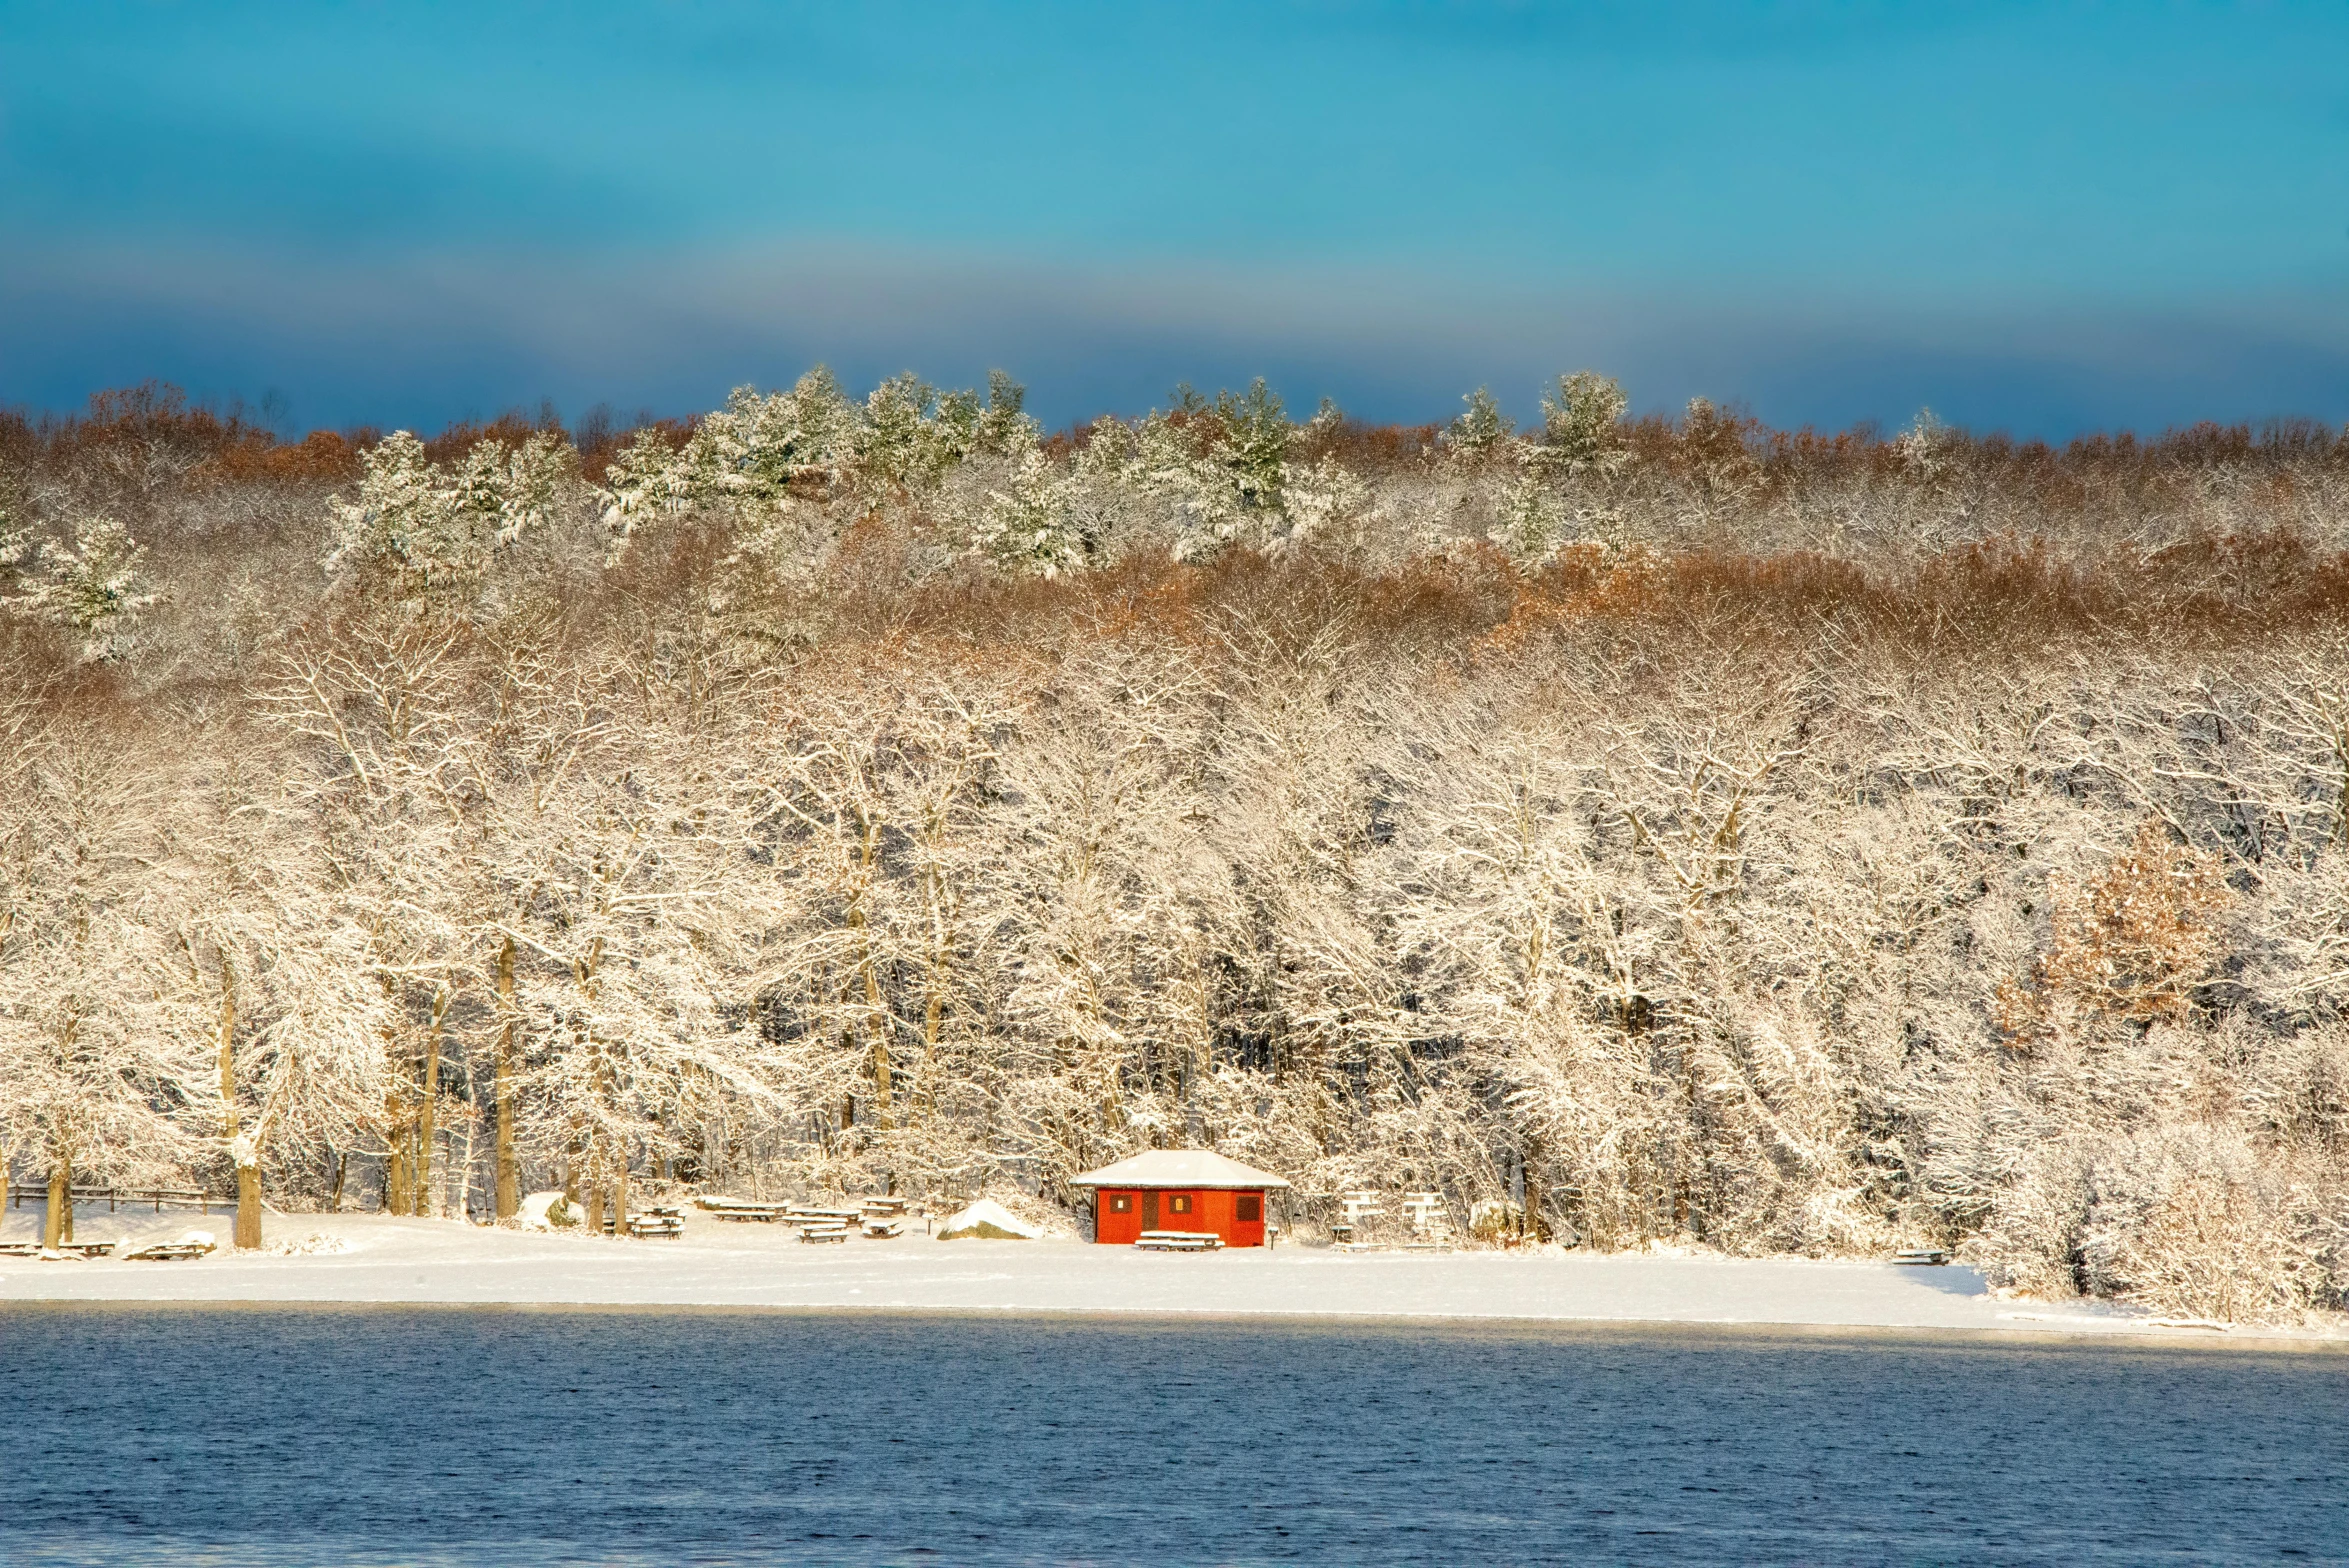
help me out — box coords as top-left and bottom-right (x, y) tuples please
(0, 1308), (2342, 1566)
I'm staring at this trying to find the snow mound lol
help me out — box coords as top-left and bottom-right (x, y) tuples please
(264, 1234), (353, 1256)
(936, 1199), (1042, 1240)
(516, 1191), (577, 1231)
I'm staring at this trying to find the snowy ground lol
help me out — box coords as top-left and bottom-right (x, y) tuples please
(4, 1203), (2341, 1344)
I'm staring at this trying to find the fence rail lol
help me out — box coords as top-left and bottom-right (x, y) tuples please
(6, 1185), (233, 1213)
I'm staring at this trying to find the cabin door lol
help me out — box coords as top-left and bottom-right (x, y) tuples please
(1141, 1191), (1159, 1230)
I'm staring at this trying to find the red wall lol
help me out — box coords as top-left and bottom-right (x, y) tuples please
(1093, 1188), (1268, 1247)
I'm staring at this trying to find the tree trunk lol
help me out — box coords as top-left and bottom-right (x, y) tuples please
(453, 1092), (477, 1223)
(494, 936), (519, 1220)
(218, 952), (261, 1249)
(329, 1152), (348, 1212)
(43, 1159), (69, 1248)
(419, 987), (447, 1217)
(1523, 1133), (1547, 1244)
(586, 1184), (604, 1237)
(234, 1160), (263, 1251)
(614, 1155), (630, 1240)
(386, 1137), (410, 1216)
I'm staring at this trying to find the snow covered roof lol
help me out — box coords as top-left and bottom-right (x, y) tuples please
(1067, 1150), (1291, 1190)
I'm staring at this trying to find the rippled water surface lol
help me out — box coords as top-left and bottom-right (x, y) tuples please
(1, 1306), (2343, 1565)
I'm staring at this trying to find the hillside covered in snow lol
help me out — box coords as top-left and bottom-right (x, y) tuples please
(4, 374), (2348, 1325)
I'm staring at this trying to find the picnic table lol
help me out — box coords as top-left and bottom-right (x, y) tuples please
(1894, 1247), (1951, 1266)
(125, 1239), (215, 1262)
(628, 1207), (685, 1239)
(860, 1218), (905, 1239)
(1136, 1230), (1223, 1252)
(1, 1240), (120, 1259)
(784, 1207), (862, 1227)
(859, 1197), (908, 1217)
(798, 1223), (852, 1244)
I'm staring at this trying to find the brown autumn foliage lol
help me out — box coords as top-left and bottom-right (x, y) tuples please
(1995, 823), (2234, 1044)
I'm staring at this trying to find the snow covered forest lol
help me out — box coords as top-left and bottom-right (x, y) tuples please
(5, 372), (2349, 1322)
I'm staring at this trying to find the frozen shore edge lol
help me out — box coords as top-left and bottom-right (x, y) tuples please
(4, 1211), (2343, 1348)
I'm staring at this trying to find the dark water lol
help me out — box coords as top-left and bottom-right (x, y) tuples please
(1, 1308), (2343, 1566)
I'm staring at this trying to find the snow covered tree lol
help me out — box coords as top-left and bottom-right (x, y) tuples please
(153, 721), (389, 1247)
(1445, 387), (1515, 458)
(1487, 477), (1570, 564)
(1534, 371), (1628, 477)
(328, 430), (573, 602)
(264, 616), (487, 1217)
(0, 708), (191, 1244)
(972, 435), (1094, 576)
(7, 515), (158, 658)
(0, 474), (28, 582)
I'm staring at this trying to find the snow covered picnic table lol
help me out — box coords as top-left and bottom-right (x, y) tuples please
(1136, 1230), (1224, 1252)
(0, 1241), (116, 1259)
(693, 1197), (898, 1229)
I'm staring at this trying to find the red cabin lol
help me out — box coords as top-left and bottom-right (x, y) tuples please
(1068, 1150), (1290, 1247)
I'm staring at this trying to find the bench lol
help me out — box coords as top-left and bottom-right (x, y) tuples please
(1136, 1230), (1223, 1252)
(1, 1240), (119, 1259)
(695, 1197), (801, 1221)
(1894, 1247), (1951, 1266)
(798, 1224), (852, 1244)
(125, 1240), (215, 1262)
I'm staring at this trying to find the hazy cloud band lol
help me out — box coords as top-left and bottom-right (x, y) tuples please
(6, 241), (2345, 437)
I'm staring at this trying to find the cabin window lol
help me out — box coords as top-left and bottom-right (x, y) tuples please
(1236, 1195), (1262, 1223)
(1110, 1194), (1132, 1213)
(1169, 1194), (1192, 1215)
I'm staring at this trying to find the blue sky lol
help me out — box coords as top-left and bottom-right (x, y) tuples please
(3, 1), (2345, 435)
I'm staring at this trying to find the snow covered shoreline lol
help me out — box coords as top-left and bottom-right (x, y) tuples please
(5, 1208), (2342, 1347)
